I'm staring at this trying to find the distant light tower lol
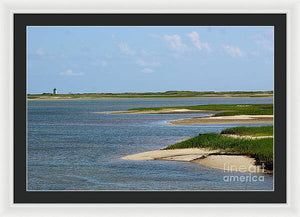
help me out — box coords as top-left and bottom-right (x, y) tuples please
(53, 88), (57, 95)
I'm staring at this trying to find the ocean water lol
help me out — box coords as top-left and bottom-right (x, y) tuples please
(27, 97), (274, 191)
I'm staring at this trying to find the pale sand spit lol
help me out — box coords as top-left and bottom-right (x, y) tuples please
(95, 109), (217, 115)
(122, 148), (264, 173)
(122, 148), (216, 161)
(168, 115), (273, 125)
(223, 134), (273, 139)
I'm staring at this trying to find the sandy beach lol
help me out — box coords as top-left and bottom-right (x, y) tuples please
(168, 115), (273, 125)
(223, 134), (273, 139)
(122, 148), (265, 173)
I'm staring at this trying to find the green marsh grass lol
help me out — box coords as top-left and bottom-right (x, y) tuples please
(221, 126), (273, 137)
(166, 132), (273, 170)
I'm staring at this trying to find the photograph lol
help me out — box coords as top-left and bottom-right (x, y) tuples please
(26, 25), (275, 191)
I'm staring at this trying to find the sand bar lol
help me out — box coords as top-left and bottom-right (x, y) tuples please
(97, 110), (273, 125)
(96, 109), (218, 115)
(122, 148), (265, 173)
(122, 148), (216, 161)
(168, 115), (273, 125)
(223, 134), (273, 139)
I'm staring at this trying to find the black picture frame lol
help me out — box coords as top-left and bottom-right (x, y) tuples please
(14, 13), (286, 203)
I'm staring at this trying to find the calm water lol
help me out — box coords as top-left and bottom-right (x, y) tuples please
(27, 98), (273, 191)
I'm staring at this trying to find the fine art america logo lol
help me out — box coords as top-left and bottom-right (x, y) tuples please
(223, 163), (266, 182)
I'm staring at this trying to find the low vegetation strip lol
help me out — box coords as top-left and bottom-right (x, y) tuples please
(166, 132), (273, 170)
(221, 126), (273, 137)
(129, 104), (273, 116)
(27, 91), (273, 100)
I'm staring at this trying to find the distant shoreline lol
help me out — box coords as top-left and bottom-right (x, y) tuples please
(27, 91), (273, 100)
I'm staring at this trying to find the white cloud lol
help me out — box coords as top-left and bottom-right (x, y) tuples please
(118, 43), (135, 55)
(253, 30), (274, 51)
(223, 45), (245, 57)
(59, 69), (84, 76)
(140, 50), (158, 56)
(163, 34), (187, 51)
(142, 68), (153, 73)
(187, 31), (211, 52)
(136, 59), (160, 67)
(35, 48), (45, 56)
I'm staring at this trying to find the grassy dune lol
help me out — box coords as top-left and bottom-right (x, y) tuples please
(166, 126), (274, 170)
(221, 126), (273, 137)
(130, 104), (273, 116)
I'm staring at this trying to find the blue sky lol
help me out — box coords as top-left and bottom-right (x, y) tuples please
(27, 26), (274, 94)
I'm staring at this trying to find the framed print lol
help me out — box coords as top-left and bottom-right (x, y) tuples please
(13, 13), (287, 204)
(1, 0), (300, 214)
(12, 13), (290, 204)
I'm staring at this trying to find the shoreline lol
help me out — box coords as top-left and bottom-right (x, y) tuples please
(168, 115), (273, 125)
(27, 96), (273, 101)
(96, 109), (220, 115)
(97, 108), (273, 125)
(122, 147), (268, 174)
